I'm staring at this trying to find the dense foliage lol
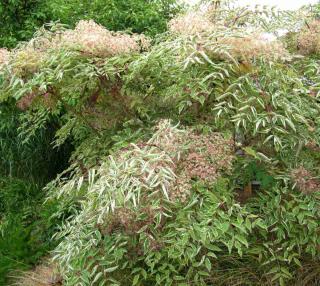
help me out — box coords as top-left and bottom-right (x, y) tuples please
(0, 1), (320, 285)
(0, 0), (182, 48)
(0, 1), (181, 284)
(0, 178), (62, 285)
(0, 0), (46, 48)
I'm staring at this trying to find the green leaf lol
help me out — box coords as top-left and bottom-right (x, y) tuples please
(235, 234), (249, 248)
(132, 274), (140, 286)
(104, 266), (119, 273)
(205, 258), (212, 272)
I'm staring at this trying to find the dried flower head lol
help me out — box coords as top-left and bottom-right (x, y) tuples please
(8, 20), (149, 77)
(11, 48), (45, 76)
(13, 261), (62, 286)
(216, 34), (290, 61)
(16, 92), (37, 110)
(169, 11), (288, 62)
(305, 140), (320, 152)
(291, 166), (320, 194)
(169, 11), (215, 35)
(59, 20), (149, 57)
(144, 120), (234, 201)
(0, 48), (10, 66)
(298, 20), (320, 55)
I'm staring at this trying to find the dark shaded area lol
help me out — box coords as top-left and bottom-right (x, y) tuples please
(0, 102), (72, 183)
(0, 103), (73, 285)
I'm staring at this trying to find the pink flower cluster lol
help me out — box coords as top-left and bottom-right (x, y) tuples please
(169, 11), (289, 62)
(217, 34), (289, 61)
(0, 49), (9, 66)
(298, 20), (320, 55)
(16, 92), (37, 110)
(60, 20), (150, 57)
(169, 11), (215, 35)
(291, 166), (320, 194)
(7, 20), (150, 76)
(146, 121), (234, 201)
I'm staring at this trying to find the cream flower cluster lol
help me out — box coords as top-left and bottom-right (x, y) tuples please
(169, 11), (289, 62)
(298, 20), (320, 55)
(60, 20), (149, 57)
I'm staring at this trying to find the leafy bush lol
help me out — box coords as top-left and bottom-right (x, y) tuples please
(1, 1), (320, 286)
(46, 0), (182, 37)
(45, 122), (243, 285)
(43, 121), (319, 286)
(0, 0), (47, 48)
(245, 186), (320, 285)
(0, 0), (182, 48)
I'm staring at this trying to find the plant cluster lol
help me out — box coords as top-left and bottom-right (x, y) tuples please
(0, 1), (183, 283)
(0, 1), (320, 285)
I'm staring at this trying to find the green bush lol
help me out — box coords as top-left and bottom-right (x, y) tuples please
(0, 0), (182, 48)
(46, 0), (182, 36)
(44, 122), (320, 286)
(1, 2), (320, 285)
(0, 0), (47, 48)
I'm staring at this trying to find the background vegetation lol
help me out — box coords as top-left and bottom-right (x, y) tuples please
(0, 0), (182, 48)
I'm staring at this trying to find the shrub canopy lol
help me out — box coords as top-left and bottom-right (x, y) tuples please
(1, 1), (320, 285)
